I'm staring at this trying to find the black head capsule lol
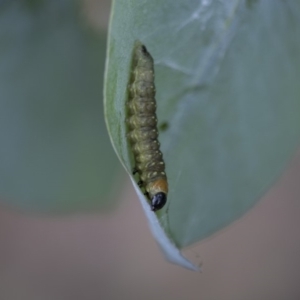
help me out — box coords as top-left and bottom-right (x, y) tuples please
(151, 192), (167, 211)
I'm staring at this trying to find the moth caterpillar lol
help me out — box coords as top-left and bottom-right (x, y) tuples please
(127, 41), (168, 211)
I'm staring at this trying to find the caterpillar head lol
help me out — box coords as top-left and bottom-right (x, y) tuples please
(151, 192), (167, 211)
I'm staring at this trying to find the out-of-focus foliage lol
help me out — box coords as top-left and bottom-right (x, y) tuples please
(0, 0), (121, 212)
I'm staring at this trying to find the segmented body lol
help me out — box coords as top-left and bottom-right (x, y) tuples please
(127, 41), (168, 211)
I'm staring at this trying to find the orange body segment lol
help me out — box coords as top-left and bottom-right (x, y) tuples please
(147, 178), (168, 198)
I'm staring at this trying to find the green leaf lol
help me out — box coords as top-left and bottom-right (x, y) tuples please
(0, 0), (121, 212)
(105, 0), (300, 268)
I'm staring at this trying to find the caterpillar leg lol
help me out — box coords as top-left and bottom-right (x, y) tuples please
(132, 167), (138, 175)
(137, 180), (143, 187)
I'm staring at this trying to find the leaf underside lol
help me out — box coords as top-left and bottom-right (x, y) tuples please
(105, 0), (300, 251)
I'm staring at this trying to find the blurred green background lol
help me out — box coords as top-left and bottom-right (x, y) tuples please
(0, 0), (122, 212)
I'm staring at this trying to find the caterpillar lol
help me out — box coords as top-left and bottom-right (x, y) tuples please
(127, 41), (168, 211)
